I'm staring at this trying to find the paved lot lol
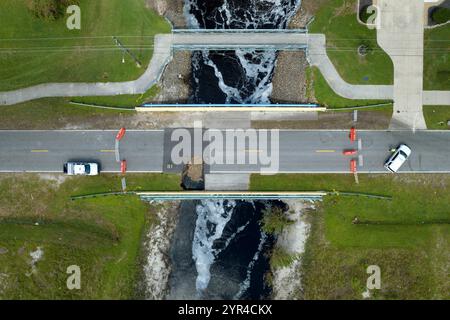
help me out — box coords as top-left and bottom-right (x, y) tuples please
(0, 130), (449, 174)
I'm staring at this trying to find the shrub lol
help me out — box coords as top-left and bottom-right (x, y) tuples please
(431, 7), (450, 24)
(261, 206), (292, 235)
(360, 5), (376, 24)
(270, 247), (297, 269)
(28, 0), (79, 21)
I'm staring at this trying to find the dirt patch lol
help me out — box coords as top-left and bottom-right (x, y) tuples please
(38, 174), (68, 187)
(252, 109), (392, 130)
(147, 0), (187, 28)
(288, 0), (329, 28)
(334, 0), (356, 17)
(148, 51), (192, 104)
(181, 156), (204, 190)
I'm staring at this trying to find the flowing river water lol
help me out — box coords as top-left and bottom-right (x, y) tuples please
(160, 0), (301, 300)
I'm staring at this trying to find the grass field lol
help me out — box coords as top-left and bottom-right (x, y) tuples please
(424, 25), (450, 90)
(0, 84), (162, 129)
(306, 67), (393, 109)
(71, 86), (160, 108)
(309, 0), (394, 85)
(423, 105), (450, 130)
(0, 173), (181, 299)
(309, 0), (449, 93)
(251, 174), (450, 299)
(0, 0), (170, 91)
(0, 97), (136, 129)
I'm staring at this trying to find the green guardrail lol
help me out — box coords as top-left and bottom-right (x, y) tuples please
(70, 190), (392, 201)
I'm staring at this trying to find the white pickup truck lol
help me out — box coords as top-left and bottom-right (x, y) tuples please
(64, 162), (99, 176)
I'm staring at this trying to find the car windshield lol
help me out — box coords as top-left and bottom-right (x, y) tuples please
(85, 165), (91, 174)
(399, 150), (408, 158)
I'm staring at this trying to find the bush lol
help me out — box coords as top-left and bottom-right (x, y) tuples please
(261, 206), (292, 235)
(360, 5), (377, 24)
(270, 247), (297, 269)
(431, 7), (450, 24)
(28, 0), (78, 21)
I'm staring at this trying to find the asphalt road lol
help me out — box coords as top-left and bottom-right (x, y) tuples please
(207, 130), (450, 173)
(0, 130), (449, 174)
(0, 130), (164, 173)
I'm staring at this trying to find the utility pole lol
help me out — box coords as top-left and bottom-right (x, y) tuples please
(112, 36), (142, 68)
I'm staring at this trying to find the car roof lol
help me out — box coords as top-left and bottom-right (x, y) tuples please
(389, 153), (407, 172)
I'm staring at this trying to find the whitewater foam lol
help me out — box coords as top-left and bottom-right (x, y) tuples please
(186, 0), (302, 104)
(192, 200), (236, 293)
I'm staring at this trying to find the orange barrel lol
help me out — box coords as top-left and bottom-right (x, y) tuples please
(116, 128), (127, 141)
(121, 160), (127, 174)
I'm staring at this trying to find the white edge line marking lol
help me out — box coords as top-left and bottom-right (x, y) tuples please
(0, 170), (164, 173)
(0, 129), (448, 133)
(208, 170), (450, 174)
(0, 130), (164, 132)
(358, 155), (364, 167)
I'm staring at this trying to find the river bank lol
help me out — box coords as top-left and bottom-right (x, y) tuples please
(270, 0), (326, 104)
(270, 200), (316, 299)
(141, 201), (181, 300)
(147, 1), (192, 104)
(147, 0), (187, 28)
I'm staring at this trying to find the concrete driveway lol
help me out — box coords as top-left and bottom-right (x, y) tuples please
(377, 0), (427, 130)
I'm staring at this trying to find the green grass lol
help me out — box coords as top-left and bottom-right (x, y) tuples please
(0, 97), (135, 129)
(251, 174), (450, 298)
(423, 105), (450, 129)
(307, 67), (393, 109)
(424, 25), (450, 90)
(309, 0), (449, 93)
(0, 173), (181, 299)
(0, 0), (171, 91)
(71, 86), (160, 108)
(0, 85), (162, 129)
(309, 0), (394, 85)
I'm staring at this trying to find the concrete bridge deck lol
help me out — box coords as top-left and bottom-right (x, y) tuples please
(171, 30), (309, 50)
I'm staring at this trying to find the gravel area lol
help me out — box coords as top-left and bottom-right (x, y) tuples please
(271, 51), (309, 103)
(148, 51), (192, 104)
(270, 0), (326, 104)
(147, 0), (187, 28)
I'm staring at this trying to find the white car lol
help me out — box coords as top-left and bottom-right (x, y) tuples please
(384, 144), (412, 173)
(64, 162), (99, 176)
